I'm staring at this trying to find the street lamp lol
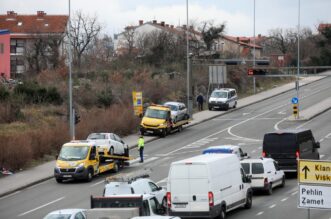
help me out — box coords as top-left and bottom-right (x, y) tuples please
(68, 0), (74, 139)
(296, 0), (301, 119)
(186, 0), (192, 117)
(253, 0), (256, 94)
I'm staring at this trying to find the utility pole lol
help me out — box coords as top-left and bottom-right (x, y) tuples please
(296, 0), (301, 119)
(68, 0), (74, 139)
(186, 0), (192, 117)
(253, 0), (256, 94)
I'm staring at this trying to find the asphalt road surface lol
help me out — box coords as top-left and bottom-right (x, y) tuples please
(1, 77), (331, 219)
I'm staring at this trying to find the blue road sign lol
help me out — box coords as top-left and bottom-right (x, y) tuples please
(292, 97), (299, 104)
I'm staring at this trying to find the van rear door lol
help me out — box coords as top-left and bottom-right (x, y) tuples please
(169, 164), (209, 213)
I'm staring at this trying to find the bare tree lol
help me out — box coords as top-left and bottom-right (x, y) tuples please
(69, 11), (101, 70)
(122, 27), (136, 56)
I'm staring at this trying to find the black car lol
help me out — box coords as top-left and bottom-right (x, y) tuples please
(262, 129), (320, 172)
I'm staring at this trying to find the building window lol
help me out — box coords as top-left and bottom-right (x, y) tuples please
(0, 43), (3, 54)
(10, 56), (25, 74)
(10, 39), (25, 54)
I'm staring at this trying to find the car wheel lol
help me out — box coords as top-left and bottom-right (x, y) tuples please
(112, 162), (119, 173)
(219, 205), (226, 219)
(233, 101), (237, 108)
(161, 128), (167, 137)
(55, 178), (63, 183)
(244, 191), (252, 209)
(266, 183), (273, 195)
(280, 176), (285, 187)
(178, 125), (183, 133)
(208, 106), (212, 111)
(109, 147), (114, 155)
(162, 197), (167, 209)
(140, 129), (145, 136)
(124, 147), (129, 157)
(86, 169), (93, 182)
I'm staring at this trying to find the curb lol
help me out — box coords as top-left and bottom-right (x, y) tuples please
(0, 77), (325, 198)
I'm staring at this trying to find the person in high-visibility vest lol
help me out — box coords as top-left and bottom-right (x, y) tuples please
(138, 136), (145, 163)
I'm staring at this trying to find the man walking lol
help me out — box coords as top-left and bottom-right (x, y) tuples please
(197, 93), (204, 111)
(138, 136), (144, 163)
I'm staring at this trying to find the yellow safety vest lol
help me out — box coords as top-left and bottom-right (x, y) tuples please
(138, 138), (144, 148)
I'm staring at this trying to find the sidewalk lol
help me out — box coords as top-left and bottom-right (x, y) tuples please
(0, 76), (329, 197)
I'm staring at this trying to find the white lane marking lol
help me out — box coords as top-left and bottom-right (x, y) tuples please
(256, 211), (264, 216)
(90, 180), (105, 187)
(238, 143), (246, 146)
(274, 118), (287, 131)
(143, 157), (158, 164)
(296, 119), (313, 129)
(157, 177), (167, 184)
(291, 191), (298, 196)
(326, 132), (331, 138)
(269, 204), (276, 208)
(0, 190), (21, 200)
(251, 150), (256, 153)
(18, 196), (65, 217)
(320, 138), (325, 142)
(258, 146), (262, 149)
(243, 113), (250, 116)
(174, 149), (202, 155)
(281, 197), (288, 202)
(27, 180), (49, 189)
(320, 154), (325, 158)
(278, 111), (286, 115)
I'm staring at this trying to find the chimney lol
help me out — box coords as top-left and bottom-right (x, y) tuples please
(170, 25), (174, 29)
(7, 11), (16, 16)
(258, 34), (261, 38)
(189, 25), (193, 30)
(139, 20), (143, 25)
(152, 20), (157, 24)
(37, 11), (46, 16)
(161, 21), (165, 26)
(6, 11), (17, 20)
(165, 24), (169, 27)
(183, 25), (187, 30)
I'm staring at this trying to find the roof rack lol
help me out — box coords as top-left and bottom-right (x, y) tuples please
(105, 169), (152, 184)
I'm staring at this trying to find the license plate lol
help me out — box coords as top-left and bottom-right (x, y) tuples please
(174, 204), (186, 208)
(147, 130), (154, 133)
(63, 175), (72, 178)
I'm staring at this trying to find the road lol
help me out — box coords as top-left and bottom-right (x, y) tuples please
(1, 77), (331, 219)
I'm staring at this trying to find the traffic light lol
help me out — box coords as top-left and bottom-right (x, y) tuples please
(293, 104), (299, 118)
(74, 112), (80, 124)
(247, 68), (267, 76)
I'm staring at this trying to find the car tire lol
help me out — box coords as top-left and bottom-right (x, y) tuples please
(280, 176), (285, 187)
(266, 183), (273, 195)
(244, 191), (252, 209)
(162, 197), (167, 209)
(86, 169), (93, 182)
(56, 178), (63, 183)
(112, 162), (119, 173)
(178, 125), (183, 133)
(140, 129), (145, 136)
(109, 147), (114, 155)
(161, 128), (167, 138)
(219, 205), (226, 219)
(124, 147), (129, 157)
(233, 101), (237, 108)
(209, 106), (212, 111)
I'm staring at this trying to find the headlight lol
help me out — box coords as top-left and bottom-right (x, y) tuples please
(77, 163), (84, 168)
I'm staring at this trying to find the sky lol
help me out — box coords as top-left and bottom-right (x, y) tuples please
(1, 0), (330, 37)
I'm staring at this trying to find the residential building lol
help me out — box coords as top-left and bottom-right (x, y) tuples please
(0, 29), (10, 79)
(318, 23), (331, 33)
(0, 11), (68, 77)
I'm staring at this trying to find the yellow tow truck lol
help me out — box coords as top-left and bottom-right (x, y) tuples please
(140, 104), (189, 137)
(54, 140), (132, 183)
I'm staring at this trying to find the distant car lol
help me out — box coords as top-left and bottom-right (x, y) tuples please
(132, 217), (181, 219)
(208, 88), (237, 110)
(104, 176), (167, 207)
(241, 158), (285, 195)
(43, 209), (86, 219)
(163, 102), (188, 122)
(87, 133), (129, 156)
(202, 145), (249, 160)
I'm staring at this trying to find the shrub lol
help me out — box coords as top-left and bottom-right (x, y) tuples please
(97, 87), (114, 108)
(0, 86), (10, 101)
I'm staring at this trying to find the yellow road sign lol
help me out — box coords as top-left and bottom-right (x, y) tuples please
(298, 160), (331, 185)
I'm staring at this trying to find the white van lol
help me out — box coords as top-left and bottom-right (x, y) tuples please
(167, 154), (252, 219)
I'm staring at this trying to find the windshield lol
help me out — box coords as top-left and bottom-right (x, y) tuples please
(87, 133), (106, 140)
(211, 91), (228, 98)
(58, 146), (89, 161)
(164, 104), (178, 111)
(44, 214), (71, 219)
(145, 108), (168, 119)
(241, 163), (250, 174)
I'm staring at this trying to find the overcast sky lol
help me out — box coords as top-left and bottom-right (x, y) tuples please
(1, 0), (330, 37)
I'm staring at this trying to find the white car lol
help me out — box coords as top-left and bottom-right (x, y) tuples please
(43, 209), (86, 219)
(163, 102), (188, 123)
(104, 176), (167, 207)
(132, 217), (181, 219)
(202, 145), (249, 160)
(87, 132), (129, 156)
(241, 158), (285, 195)
(208, 88), (237, 110)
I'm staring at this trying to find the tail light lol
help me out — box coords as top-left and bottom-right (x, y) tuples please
(296, 150), (300, 158)
(264, 178), (268, 185)
(166, 192), (171, 208)
(208, 192), (214, 207)
(262, 151), (266, 157)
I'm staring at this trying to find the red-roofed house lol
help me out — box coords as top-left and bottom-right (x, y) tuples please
(318, 23), (331, 33)
(0, 11), (68, 77)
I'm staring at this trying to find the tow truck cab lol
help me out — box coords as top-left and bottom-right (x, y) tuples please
(54, 141), (131, 183)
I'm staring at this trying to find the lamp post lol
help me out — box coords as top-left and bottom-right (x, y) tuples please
(296, 0), (301, 119)
(253, 0), (256, 94)
(68, 0), (74, 139)
(186, 0), (192, 117)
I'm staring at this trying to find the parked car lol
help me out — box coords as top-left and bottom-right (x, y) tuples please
(167, 154), (252, 218)
(132, 217), (181, 219)
(208, 88), (237, 111)
(43, 209), (86, 219)
(164, 102), (189, 123)
(104, 174), (167, 207)
(241, 158), (285, 195)
(86, 133), (129, 156)
(262, 129), (320, 172)
(202, 145), (249, 160)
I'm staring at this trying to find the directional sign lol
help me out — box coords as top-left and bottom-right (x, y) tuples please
(292, 97), (299, 104)
(298, 184), (331, 209)
(298, 160), (331, 185)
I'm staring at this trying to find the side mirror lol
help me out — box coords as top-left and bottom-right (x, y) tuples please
(315, 142), (320, 149)
(245, 175), (252, 183)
